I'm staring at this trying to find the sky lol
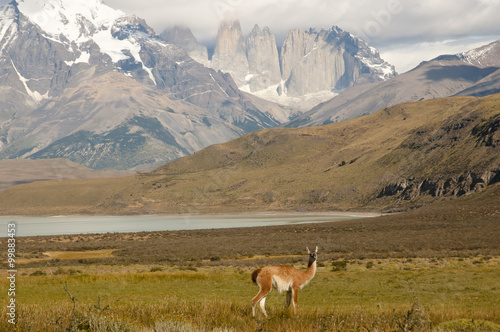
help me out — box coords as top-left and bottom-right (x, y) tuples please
(3, 0), (500, 73)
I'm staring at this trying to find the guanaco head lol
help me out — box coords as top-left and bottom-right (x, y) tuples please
(306, 246), (318, 267)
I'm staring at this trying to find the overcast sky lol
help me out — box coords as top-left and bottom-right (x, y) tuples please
(4, 0), (499, 73)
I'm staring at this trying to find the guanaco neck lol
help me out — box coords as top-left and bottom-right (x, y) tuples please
(304, 259), (317, 280)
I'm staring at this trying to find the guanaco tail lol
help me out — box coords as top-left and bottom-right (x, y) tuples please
(251, 246), (318, 317)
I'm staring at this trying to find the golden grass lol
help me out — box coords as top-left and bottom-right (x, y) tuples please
(15, 249), (116, 264)
(1, 257), (499, 331)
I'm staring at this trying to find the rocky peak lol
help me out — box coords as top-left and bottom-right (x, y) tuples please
(245, 24), (281, 91)
(210, 18), (249, 86)
(280, 25), (396, 96)
(458, 40), (500, 67)
(16, 0), (126, 43)
(280, 28), (317, 82)
(164, 18), (396, 112)
(111, 15), (156, 40)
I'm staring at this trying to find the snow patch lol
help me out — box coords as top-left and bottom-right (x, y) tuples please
(304, 46), (318, 58)
(239, 84), (251, 93)
(17, 0), (159, 85)
(248, 81), (339, 119)
(18, 0), (125, 44)
(0, 4), (18, 55)
(209, 74), (230, 98)
(10, 59), (49, 103)
(64, 51), (90, 66)
(92, 29), (134, 62)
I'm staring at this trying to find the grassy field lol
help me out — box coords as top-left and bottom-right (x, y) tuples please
(1, 192), (500, 331)
(0, 257), (499, 331)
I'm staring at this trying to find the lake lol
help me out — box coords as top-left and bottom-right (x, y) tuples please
(0, 213), (377, 237)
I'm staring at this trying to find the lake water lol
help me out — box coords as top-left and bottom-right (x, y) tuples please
(0, 213), (376, 237)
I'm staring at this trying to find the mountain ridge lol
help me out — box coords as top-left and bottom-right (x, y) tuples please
(287, 41), (500, 127)
(162, 22), (396, 111)
(0, 92), (498, 216)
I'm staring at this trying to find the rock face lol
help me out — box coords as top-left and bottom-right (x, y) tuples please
(245, 25), (281, 92)
(210, 19), (249, 87)
(164, 20), (396, 111)
(0, 0), (282, 170)
(280, 29), (316, 83)
(376, 110), (500, 201)
(377, 170), (500, 201)
(282, 27), (395, 96)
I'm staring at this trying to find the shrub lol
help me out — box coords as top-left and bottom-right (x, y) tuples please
(331, 260), (347, 271)
(30, 270), (46, 276)
(436, 319), (500, 332)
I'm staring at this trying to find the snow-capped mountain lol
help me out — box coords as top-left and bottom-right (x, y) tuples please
(162, 22), (396, 111)
(287, 40), (500, 127)
(0, 0), (283, 170)
(456, 40), (500, 67)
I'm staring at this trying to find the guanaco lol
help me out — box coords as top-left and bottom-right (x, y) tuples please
(251, 246), (318, 317)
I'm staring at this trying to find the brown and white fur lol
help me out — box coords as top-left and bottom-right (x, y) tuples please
(251, 246), (318, 317)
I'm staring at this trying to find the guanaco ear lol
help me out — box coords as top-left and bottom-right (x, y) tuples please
(315, 246), (318, 253)
(306, 247), (310, 254)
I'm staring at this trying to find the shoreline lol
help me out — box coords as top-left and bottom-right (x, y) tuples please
(0, 212), (383, 238)
(0, 210), (385, 219)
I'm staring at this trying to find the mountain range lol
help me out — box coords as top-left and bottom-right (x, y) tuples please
(0, 0), (284, 170)
(288, 39), (500, 127)
(0, 0), (499, 174)
(162, 21), (396, 110)
(0, 91), (498, 215)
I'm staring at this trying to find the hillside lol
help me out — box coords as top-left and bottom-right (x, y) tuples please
(287, 60), (499, 127)
(0, 158), (134, 192)
(0, 93), (499, 216)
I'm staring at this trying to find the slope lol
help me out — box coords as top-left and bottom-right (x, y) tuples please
(288, 60), (499, 127)
(0, 93), (498, 216)
(0, 158), (134, 191)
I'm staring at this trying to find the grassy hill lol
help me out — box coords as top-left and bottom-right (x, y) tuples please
(0, 158), (134, 191)
(0, 93), (499, 215)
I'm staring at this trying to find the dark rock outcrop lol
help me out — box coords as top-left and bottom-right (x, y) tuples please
(377, 169), (500, 201)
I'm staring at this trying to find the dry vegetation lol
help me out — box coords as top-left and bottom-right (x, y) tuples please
(0, 158), (133, 192)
